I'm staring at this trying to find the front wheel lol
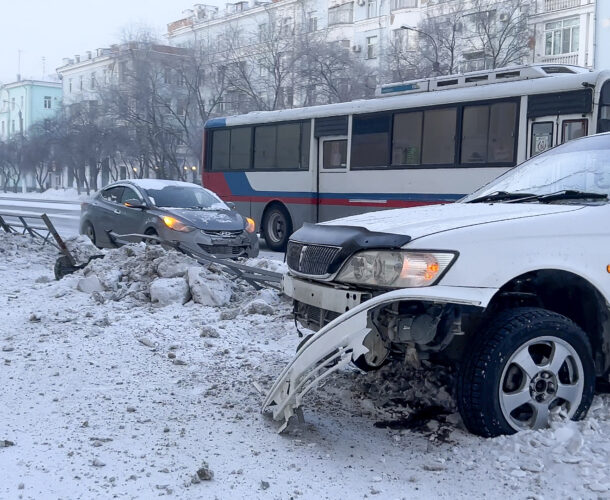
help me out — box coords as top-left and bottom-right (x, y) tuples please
(457, 307), (595, 437)
(262, 206), (292, 252)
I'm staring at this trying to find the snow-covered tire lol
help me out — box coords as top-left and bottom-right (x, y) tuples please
(83, 221), (97, 246)
(457, 307), (595, 437)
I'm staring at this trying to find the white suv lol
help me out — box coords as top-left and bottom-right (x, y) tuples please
(263, 133), (610, 436)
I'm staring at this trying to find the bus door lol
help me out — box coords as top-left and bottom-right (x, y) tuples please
(527, 88), (593, 158)
(318, 136), (348, 222)
(313, 115), (350, 222)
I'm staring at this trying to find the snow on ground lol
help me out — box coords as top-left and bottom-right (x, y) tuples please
(0, 232), (609, 499)
(0, 188), (92, 201)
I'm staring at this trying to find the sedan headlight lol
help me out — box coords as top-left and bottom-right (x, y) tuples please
(245, 217), (256, 233)
(162, 216), (195, 233)
(336, 250), (457, 288)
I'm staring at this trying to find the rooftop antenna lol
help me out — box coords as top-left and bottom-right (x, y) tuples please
(16, 49), (23, 81)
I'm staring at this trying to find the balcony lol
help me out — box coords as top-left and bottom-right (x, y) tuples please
(540, 53), (578, 64)
(391, 0), (418, 11)
(328, 3), (354, 26)
(543, 0), (580, 12)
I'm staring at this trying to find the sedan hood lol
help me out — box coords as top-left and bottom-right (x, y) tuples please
(321, 203), (584, 240)
(169, 208), (245, 231)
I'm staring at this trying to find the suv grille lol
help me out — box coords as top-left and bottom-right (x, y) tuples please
(286, 241), (341, 276)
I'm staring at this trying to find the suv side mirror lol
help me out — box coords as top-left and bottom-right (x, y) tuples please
(124, 199), (147, 209)
(226, 201), (236, 210)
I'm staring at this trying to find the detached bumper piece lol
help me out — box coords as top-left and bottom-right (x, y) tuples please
(262, 285), (496, 432)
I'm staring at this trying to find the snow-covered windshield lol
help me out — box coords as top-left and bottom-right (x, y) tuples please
(144, 185), (227, 210)
(463, 134), (610, 203)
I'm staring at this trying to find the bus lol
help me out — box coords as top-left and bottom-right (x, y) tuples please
(202, 64), (610, 251)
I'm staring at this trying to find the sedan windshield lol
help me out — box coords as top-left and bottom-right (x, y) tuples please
(463, 134), (610, 203)
(145, 185), (227, 210)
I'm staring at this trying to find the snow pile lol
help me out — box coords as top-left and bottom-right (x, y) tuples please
(69, 243), (237, 307)
(64, 235), (103, 265)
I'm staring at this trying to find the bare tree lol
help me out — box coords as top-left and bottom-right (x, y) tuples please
(466, 0), (532, 69)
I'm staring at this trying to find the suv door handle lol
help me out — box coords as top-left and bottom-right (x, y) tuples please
(114, 209), (121, 215)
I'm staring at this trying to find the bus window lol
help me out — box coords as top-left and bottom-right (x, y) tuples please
(230, 127), (252, 169)
(599, 80), (610, 133)
(322, 139), (347, 169)
(351, 113), (390, 168)
(488, 102), (517, 163)
(300, 121), (311, 169)
(392, 111), (423, 165)
(211, 129), (230, 170)
(461, 105), (489, 163)
(422, 108), (456, 165)
(531, 122), (553, 156)
(461, 102), (517, 164)
(562, 119), (587, 143)
(253, 122), (309, 170)
(277, 123), (301, 169)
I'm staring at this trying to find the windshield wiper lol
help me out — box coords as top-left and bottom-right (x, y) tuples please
(467, 191), (536, 203)
(533, 190), (609, 203)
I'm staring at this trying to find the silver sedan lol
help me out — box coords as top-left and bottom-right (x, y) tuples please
(80, 179), (259, 258)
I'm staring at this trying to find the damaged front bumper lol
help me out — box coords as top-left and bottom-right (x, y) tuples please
(262, 284), (497, 432)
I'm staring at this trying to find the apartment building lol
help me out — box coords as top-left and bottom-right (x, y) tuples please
(0, 79), (61, 141)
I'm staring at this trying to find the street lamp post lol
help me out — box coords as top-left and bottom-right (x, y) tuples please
(400, 25), (441, 76)
(2, 99), (24, 138)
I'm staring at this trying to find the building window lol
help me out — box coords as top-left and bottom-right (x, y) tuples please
(11, 120), (15, 133)
(11, 98), (15, 110)
(366, 35), (378, 59)
(90, 73), (96, 90)
(367, 0), (377, 18)
(258, 23), (267, 42)
(44, 96), (52, 109)
(308, 13), (318, 32)
(328, 2), (353, 25)
(69, 79), (73, 93)
(79, 75), (83, 90)
(545, 17), (579, 55)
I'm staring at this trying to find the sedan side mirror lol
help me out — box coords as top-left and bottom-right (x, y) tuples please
(124, 199), (147, 209)
(226, 201), (236, 210)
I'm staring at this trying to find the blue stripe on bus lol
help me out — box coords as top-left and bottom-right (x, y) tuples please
(222, 172), (463, 202)
(204, 118), (227, 129)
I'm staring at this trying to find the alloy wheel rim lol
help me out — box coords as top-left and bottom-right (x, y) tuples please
(499, 336), (584, 431)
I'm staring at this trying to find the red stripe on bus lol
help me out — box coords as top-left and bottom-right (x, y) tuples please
(219, 194), (444, 208)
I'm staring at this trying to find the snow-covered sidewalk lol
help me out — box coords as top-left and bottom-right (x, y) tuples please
(0, 233), (608, 499)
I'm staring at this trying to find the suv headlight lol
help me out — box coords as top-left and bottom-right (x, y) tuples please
(336, 250), (457, 288)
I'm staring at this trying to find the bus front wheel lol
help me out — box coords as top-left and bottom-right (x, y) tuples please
(263, 205), (292, 252)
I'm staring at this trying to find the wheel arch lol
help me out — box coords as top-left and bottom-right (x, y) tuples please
(486, 268), (610, 375)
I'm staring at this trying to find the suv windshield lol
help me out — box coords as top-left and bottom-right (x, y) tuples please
(145, 185), (227, 210)
(463, 134), (610, 203)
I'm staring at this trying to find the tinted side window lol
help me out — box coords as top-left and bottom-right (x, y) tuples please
(422, 108), (456, 165)
(461, 102), (517, 164)
(254, 126), (277, 169)
(120, 187), (140, 204)
(230, 127), (252, 170)
(351, 113), (390, 168)
(102, 186), (124, 203)
(211, 130), (230, 170)
(392, 111), (423, 165)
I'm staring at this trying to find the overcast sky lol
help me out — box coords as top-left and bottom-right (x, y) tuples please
(0, 0), (199, 84)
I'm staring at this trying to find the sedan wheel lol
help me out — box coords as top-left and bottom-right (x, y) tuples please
(84, 222), (97, 246)
(458, 307), (595, 437)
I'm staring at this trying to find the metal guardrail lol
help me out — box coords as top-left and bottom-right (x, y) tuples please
(0, 212), (60, 250)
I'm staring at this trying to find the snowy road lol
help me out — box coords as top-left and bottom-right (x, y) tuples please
(0, 233), (609, 499)
(0, 195), (81, 236)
